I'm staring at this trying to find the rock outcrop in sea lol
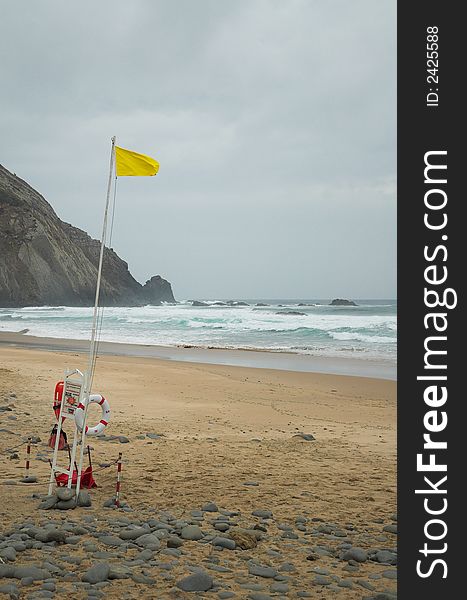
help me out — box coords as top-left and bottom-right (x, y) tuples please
(0, 164), (175, 307)
(329, 298), (358, 306)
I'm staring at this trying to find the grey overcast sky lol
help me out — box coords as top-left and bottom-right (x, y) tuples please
(0, 0), (396, 300)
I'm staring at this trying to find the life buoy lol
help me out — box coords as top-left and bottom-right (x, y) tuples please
(75, 394), (111, 436)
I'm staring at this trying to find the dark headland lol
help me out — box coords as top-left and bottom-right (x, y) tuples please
(0, 164), (175, 307)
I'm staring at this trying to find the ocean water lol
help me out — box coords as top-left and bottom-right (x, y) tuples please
(0, 299), (396, 363)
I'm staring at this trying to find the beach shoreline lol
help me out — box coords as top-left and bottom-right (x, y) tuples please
(0, 330), (396, 380)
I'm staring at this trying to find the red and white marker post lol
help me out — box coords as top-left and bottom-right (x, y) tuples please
(25, 437), (31, 479)
(115, 452), (122, 508)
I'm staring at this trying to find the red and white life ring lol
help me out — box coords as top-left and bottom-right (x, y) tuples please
(75, 394), (111, 436)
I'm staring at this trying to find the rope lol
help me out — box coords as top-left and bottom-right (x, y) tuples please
(4, 456), (122, 491)
(0, 440), (29, 456)
(89, 174), (118, 391)
(109, 175), (118, 248)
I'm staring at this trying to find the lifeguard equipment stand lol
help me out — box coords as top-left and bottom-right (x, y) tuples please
(48, 368), (87, 496)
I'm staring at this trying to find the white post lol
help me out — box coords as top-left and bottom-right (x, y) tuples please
(75, 136), (116, 498)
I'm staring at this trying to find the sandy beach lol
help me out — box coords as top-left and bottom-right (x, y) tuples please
(0, 342), (396, 599)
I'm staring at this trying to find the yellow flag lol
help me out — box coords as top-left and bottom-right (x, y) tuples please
(115, 146), (160, 177)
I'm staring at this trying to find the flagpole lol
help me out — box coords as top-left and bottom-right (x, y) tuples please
(87, 135), (116, 386)
(76, 135), (116, 498)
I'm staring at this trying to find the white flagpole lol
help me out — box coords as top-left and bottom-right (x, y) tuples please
(76, 135), (116, 498)
(87, 135), (116, 383)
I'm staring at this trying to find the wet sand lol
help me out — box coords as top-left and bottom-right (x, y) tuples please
(0, 331), (396, 380)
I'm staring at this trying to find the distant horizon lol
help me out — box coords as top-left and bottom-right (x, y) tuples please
(0, 298), (398, 309)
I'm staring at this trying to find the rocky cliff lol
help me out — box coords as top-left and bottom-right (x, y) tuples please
(0, 164), (175, 307)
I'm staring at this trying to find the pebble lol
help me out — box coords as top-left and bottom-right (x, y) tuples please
(134, 533), (161, 549)
(56, 488), (74, 502)
(42, 563), (61, 575)
(248, 564), (277, 578)
(0, 547), (17, 561)
(0, 565), (14, 578)
(202, 502), (218, 512)
(372, 550), (397, 565)
(252, 509), (273, 519)
(167, 536), (184, 548)
(56, 498), (77, 510)
(270, 582), (289, 593)
(181, 525), (204, 541)
(77, 490), (92, 507)
(212, 537), (236, 550)
(119, 527), (147, 540)
(99, 535), (123, 547)
(162, 548), (181, 558)
(241, 585), (266, 592)
(136, 548), (154, 561)
(82, 562), (110, 584)
(93, 552), (114, 559)
(281, 531), (298, 539)
(0, 583), (19, 598)
(343, 564), (359, 573)
(342, 547), (368, 562)
(312, 567), (330, 575)
(109, 565), (131, 579)
(13, 565), (49, 581)
(293, 432), (315, 441)
(382, 569), (397, 580)
(34, 528), (67, 544)
(305, 552), (320, 561)
(209, 565), (232, 573)
(62, 555), (82, 564)
(102, 497), (117, 508)
(357, 579), (376, 590)
(176, 571), (213, 592)
(382, 524), (397, 534)
(131, 573), (156, 584)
